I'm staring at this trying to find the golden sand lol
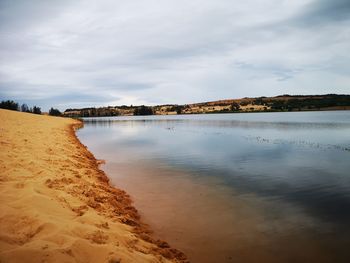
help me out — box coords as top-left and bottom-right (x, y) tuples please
(0, 109), (186, 263)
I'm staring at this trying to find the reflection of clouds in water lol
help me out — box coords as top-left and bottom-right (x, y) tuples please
(83, 111), (350, 123)
(192, 163), (350, 227)
(81, 112), (350, 232)
(83, 118), (350, 130)
(117, 137), (156, 148)
(110, 124), (141, 138)
(78, 112), (350, 262)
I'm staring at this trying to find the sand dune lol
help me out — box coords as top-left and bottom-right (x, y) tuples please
(0, 109), (187, 263)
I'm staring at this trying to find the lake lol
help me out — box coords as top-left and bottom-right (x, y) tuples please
(77, 111), (350, 263)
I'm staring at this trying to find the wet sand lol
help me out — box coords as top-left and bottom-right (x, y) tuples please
(0, 109), (186, 263)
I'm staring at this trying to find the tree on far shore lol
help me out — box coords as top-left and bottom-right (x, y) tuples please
(20, 103), (41, 114)
(231, 102), (240, 111)
(1, 100), (43, 114)
(33, 106), (41, 114)
(0, 100), (19, 111)
(21, 103), (30, 112)
(49, 107), (62, 116)
(134, 105), (154, 115)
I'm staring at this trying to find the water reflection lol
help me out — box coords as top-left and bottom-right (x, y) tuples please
(83, 118), (350, 130)
(78, 111), (350, 263)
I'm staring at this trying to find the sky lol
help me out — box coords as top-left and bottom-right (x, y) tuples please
(0, 0), (349, 111)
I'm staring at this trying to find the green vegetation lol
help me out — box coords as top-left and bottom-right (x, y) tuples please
(0, 100), (19, 111)
(166, 105), (184, 114)
(62, 94), (350, 117)
(64, 107), (120, 117)
(134, 105), (153, 115)
(21, 103), (29, 112)
(49, 108), (62, 116)
(1, 100), (41, 114)
(20, 104), (42, 114)
(3, 95), (350, 118)
(267, 95), (350, 111)
(32, 106), (42, 114)
(231, 102), (240, 111)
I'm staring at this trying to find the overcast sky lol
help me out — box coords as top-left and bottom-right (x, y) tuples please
(0, 0), (349, 111)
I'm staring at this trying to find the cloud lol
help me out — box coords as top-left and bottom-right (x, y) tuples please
(0, 0), (349, 110)
(297, 0), (350, 25)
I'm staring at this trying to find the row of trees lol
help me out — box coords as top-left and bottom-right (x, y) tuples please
(134, 105), (153, 115)
(0, 100), (62, 116)
(20, 104), (42, 114)
(166, 105), (185, 114)
(64, 107), (120, 117)
(269, 96), (350, 111)
(0, 100), (42, 114)
(0, 100), (20, 111)
(48, 108), (62, 116)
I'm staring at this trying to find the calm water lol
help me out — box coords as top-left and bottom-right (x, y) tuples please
(77, 111), (350, 263)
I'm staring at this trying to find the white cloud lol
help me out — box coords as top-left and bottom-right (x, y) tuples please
(0, 0), (349, 110)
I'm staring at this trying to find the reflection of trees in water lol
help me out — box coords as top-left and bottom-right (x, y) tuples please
(83, 118), (350, 130)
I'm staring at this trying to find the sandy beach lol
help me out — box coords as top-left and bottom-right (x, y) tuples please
(0, 109), (187, 263)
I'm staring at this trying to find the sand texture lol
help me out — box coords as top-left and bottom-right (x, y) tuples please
(0, 109), (187, 263)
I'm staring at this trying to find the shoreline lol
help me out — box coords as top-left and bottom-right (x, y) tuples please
(0, 109), (187, 263)
(73, 108), (350, 121)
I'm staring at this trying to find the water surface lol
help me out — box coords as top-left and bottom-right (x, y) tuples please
(77, 111), (350, 262)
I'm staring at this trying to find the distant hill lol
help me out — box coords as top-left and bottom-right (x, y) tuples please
(64, 94), (350, 117)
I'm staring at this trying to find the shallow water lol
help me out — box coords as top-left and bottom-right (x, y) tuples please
(77, 111), (350, 262)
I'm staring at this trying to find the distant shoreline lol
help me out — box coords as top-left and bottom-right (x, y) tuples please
(64, 94), (350, 118)
(78, 108), (350, 120)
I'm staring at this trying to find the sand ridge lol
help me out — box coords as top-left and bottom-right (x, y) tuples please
(0, 109), (187, 263)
